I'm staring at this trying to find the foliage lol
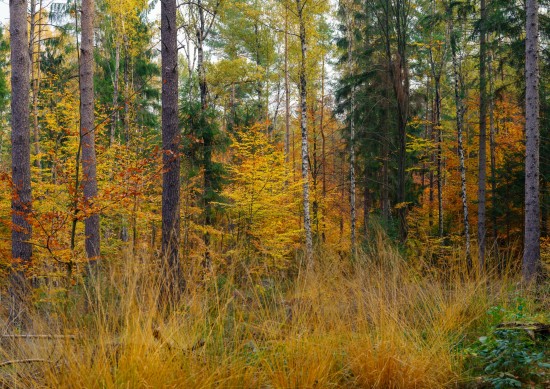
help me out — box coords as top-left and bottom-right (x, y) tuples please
(223, 123), (301, 272)
(466, 301), (550, 388)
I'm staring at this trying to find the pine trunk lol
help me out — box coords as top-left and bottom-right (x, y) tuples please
(80, 0), (100, 262)
(10, 0), (33, 325)
(161, 0), (182, 296)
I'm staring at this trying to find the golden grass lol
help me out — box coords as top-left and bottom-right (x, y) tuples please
(0, 232), (539, 388)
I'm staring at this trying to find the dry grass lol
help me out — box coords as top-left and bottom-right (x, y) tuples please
(0, 232), (539, 388)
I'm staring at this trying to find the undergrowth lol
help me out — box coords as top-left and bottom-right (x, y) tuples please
(1, 232), (548, 388)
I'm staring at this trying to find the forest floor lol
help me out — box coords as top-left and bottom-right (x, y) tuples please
(1, 234), (549, 388)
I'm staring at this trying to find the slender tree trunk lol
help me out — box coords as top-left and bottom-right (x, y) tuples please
(197, 0), (213, 263)
(110, 41), (120, 147)
(488, 52), (498, 243)
(320, 58), (326, 242)
(434, 73), (443, 237)
(29, 0), (42, 170)
(80, 0), (100, 262)
(450, 16), (472, 268)
(347, 17), (357, 256)
(382, 75), (390, 222)
(312, 105), (319, 239)
(478, 0), (488, 272)
(161, 0), (182, 297)
(10, 0), (32, 326)
(284, 5), (290, 164)
(429, 89), (434, 229)
(363, 173), (370, 238)
(123, 35), (130, 143)
(523, 0), (540, 281)
(296, 0), (313, 266)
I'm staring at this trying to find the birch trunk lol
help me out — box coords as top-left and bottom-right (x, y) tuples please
(450, 18), (472, 268)
(296, 0), (313, 266)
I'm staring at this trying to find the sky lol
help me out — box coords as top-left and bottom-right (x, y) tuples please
(0, 1), (8, 26)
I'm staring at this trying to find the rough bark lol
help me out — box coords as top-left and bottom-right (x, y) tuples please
(10, 0), (33, 326)
(296, 0), (313, 266)
(80, 0), (100, 262)
(478, 0), (487, 272)
(523, 0), (541, 281)
(161, 0), (182, 296)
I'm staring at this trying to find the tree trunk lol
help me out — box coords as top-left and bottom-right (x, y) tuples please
(10, 0), (33, 326)
(123, 35), (130, 143)
(434, 73), (443, 237)
(523, 0), (541, 281)
(478, 0), (488, 272)
(320, 57), (326, 243)
(450, 15), (472, 268)
(197, 0), (213, 264)
(161, 0), (182, 297)
(80, 0), (100, 262)
(296, 0), (313, 266)
(110, 41), (120, 147)
(29, 0), (42, 170)
(488, 52), (498, 245)
(284, 5), (290, 164)
(347, 14), (357, 256)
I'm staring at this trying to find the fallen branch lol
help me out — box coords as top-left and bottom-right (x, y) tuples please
(1, 334), (78, 340)
(0, 359), (51, 368)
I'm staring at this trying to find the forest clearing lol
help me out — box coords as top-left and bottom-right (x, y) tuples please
(0, 0), (548, 386)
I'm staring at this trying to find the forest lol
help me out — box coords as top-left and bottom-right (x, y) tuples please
(0, 0), (548, 386)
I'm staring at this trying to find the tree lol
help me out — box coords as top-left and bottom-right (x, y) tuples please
(449, 3), (472, 267)
(9, 0), (33, 324)
(522, 0), (540, 281)
(80, 0), (100, 262)
(296, 0), (314, 266)
(161, 0), (182, 297)
(477, 0), (488, 272)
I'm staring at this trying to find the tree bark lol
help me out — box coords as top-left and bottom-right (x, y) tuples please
(347, 17), (357, 256)
(80, 0), (100, 262)
(523, 0), (541, 281)
(284, 4), (290, 164)
(488, 53), (498, 244)
(10, 0), (33, 326)
(296, 0), (313, 266)
(161, 0), (182, 297)
(478, 0), (488, 272)
(450, 14), (472, 268)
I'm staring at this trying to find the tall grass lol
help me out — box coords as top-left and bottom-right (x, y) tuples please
(0, 232), (541, 388)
